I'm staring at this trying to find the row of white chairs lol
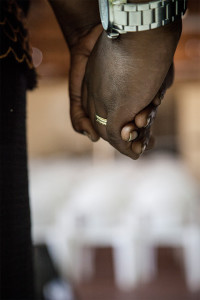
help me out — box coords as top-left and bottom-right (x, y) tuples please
(30, 155), (200, 292)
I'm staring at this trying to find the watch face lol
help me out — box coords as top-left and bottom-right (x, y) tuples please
(98, 0), (109, 30)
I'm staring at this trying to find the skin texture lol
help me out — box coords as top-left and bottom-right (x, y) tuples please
(81, 21), (182, 159)
(48, 0), (182, 159)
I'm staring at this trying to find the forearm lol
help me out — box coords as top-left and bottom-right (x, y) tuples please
(48, 0), (100, 47)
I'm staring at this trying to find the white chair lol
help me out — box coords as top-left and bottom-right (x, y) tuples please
(45, 160), (146, 290)
(124, 155), (200, 292)
(45, 155), (200, 292)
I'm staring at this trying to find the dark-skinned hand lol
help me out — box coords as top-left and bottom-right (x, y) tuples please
(80, 21), (181, 159)
(49, 0), (182, 159)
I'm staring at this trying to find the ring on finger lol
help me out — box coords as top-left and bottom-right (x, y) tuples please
(145, 116), (151, 128)
(96, 114), (107, 126)
(128, 131), (138, 142)
(142, 143), (147, 153)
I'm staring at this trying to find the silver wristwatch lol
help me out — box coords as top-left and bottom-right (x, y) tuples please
(98, 0), (187, 38)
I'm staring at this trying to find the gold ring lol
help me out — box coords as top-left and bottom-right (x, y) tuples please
(96, 115), (107, 126)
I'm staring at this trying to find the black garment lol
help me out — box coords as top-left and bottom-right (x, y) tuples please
(0, 1), (36, 299)
(0, 0), (37, 89)
(0, 60), (34, 300)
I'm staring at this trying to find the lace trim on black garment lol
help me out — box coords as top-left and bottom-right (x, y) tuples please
(0, 0), (34, 69)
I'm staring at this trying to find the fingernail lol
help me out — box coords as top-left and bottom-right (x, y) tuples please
(128, 131), (138, 142)
(83, 131), (92, 141)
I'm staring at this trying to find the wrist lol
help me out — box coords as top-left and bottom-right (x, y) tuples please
(48, 0), (100, 47)
(122, 18), (182, 40)
(99, 0), (186, 39)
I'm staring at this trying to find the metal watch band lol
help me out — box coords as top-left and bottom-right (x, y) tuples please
(105, 0), (187, 37)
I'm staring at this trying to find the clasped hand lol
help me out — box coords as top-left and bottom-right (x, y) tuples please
(49, 0), (182, 160)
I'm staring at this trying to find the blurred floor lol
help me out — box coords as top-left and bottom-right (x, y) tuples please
(74, 248), (200, 300)
(34, 245), (58, 300)
(34, 245), (76, 300)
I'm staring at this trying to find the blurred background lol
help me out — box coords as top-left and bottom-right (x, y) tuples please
(27, 1), (200, 299)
